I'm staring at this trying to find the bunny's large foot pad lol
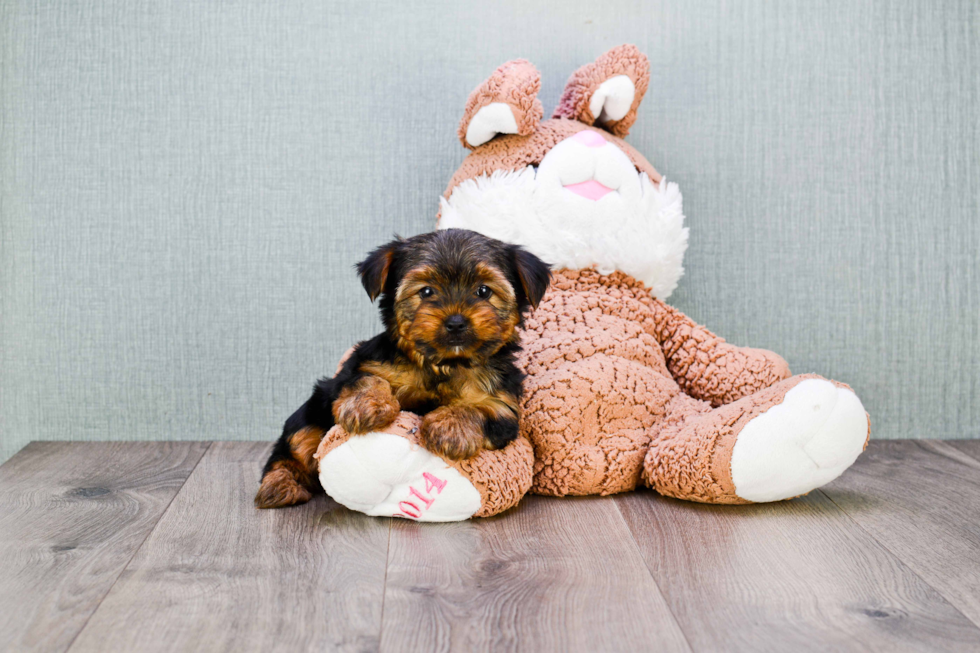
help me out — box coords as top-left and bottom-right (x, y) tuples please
(315, 412), (534, 521)
(730, 378), (869, 502)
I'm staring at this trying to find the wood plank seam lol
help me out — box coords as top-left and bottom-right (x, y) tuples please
(378, 495), (693, 651)
(947, 442), (980, 466)
(64, 442), (393, 651)
(610, 500), (695, 653)
(377, 518), (394, 646)
(61, 442), (213, 653)
(614, 475), (980, 650)
(817, 486), (980, 631)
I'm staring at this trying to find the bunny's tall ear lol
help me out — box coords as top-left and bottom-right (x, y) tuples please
(458, 59), (544, 149)
(553, 44), (650, 138)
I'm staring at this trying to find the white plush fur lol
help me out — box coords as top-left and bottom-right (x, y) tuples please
(439, 133), (688, 298)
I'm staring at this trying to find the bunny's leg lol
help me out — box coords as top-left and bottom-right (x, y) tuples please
(643, 374), (870, 504)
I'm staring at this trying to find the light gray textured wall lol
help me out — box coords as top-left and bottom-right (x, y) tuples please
(1, 1), (978, 463)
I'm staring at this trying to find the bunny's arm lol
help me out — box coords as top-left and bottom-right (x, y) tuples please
(647, 299), (791, 407)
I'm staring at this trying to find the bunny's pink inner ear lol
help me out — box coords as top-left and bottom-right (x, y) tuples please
(552, 44), (650, 138)
(457, 59), (544, 149)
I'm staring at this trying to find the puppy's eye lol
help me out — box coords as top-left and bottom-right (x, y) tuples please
(419, 287), (434, 299)
(477, 285), (492, 299)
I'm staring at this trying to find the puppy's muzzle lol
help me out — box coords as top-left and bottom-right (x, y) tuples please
(442, 314), (471, 346)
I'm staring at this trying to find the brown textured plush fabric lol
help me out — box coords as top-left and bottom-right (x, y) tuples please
(457, 58), (544, 150)
(453, 436), (534, 517)
(552, 43), (650, 137)
(516, 268), (792, 499)
(650, 297), (791, 407)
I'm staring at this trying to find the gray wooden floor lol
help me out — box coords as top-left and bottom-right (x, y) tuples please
(1, 441), (979, 652)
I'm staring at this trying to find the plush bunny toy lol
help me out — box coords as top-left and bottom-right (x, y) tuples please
(314, 45), (870, 521)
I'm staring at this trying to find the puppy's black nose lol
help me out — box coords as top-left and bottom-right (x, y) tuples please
(444, 314), (468, 333)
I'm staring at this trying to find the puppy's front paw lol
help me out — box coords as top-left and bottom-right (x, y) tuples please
(421, 406), (484, 460)
(333, 376), (400, 434)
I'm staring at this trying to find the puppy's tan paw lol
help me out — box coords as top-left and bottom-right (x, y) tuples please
(333, 375), (400, 434)
(420, 406), (485, 460)
(255, 466), (313, 509)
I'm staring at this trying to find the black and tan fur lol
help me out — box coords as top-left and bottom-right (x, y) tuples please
(255, 229), (550, 509)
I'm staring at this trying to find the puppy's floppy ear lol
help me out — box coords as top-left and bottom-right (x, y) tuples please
(356, 239), (402, 301)
(509, 246), (551, 310)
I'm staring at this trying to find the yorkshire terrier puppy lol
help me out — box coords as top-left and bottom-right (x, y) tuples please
(255, 228), (551, 509)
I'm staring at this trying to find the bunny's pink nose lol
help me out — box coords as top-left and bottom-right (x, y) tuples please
(572, 130), (607, 147)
